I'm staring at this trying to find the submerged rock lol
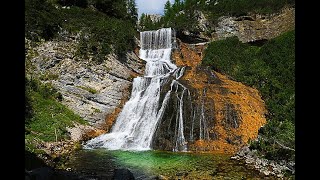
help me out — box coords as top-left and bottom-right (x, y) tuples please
(113, 168), (135, 180)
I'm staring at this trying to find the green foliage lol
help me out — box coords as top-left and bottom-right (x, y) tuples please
(250, 124), (295, 161)
(91, 107), (102, 113)
(143, 0), (295, 33)
(57, 0), (88, 8)
(127, 0), (138, 26)
(205, 0), (295, 18)
(26, 0), (138, 63)
(25, 0), (62, 41)
(202, 30), (295, 160)
(90, 0), (127, 19)
(72, 15), (136, 62)
(139, 0), (200, 31)
(25, 77), (87, 145)
(162, 0), (199, 31)
(76, 85), (98, 94)
(139, 14), (164, 31)
(39, 72), (59, 81)
(60, 3), (137, 62)
(197, 0), (295, 23)
(26, 78), (63, 102)
(25, 91), (34, 122)
(58, 6), (101, 32)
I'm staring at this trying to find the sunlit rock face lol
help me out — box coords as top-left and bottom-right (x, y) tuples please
(212, 7), (295, 43)
(27, 31), (145, 129)
(177, 7), (295, 44)
(153, 40), (267, 154)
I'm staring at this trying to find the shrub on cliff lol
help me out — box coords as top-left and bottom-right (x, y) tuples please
(25, 0), (62, 41)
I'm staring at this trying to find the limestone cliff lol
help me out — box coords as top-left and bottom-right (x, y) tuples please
(26, 31), (145, 130)
(213, 7), (295, 42)
(180, 7), (295, 43)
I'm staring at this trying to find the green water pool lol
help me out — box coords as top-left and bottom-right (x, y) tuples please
(65, 149), (275, 179)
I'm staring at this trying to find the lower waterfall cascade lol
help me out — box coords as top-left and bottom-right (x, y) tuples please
(84, 28), (209, 151)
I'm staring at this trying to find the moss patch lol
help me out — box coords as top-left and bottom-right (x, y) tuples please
(76, 85), (98, 94)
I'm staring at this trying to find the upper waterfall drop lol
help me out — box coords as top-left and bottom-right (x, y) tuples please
(84, 28), (179, 151)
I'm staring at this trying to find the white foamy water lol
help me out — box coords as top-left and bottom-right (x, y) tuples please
(84, 28), (179, 151)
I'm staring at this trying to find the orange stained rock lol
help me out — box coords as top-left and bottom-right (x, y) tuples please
(104, 107), (123, 133)
(84, 129), (107, 140)
(134, 47), (140, 57)
(173, 40), (267, 154)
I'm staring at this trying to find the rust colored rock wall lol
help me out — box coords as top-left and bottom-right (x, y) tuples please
(172, 40), (267, 154)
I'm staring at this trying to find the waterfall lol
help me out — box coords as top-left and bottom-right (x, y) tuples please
(199, 89), (210, 140)
(84, 28), (179, 151)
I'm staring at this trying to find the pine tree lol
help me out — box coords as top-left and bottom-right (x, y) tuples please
(172, 0), (184, 13)
(126, 0), (138, 26)
(139, 13), (146, 30)
(91, 0), (127, 19)
(164, 0), (171, 15)
(164, 0), (173, 26)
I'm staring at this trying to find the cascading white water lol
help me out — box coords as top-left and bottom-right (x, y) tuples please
(84, 28), (178, 151)
(171, 80), (188, 152)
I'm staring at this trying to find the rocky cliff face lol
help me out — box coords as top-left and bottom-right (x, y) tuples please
(153, 40), (267, 154)
(26, 31), (145, 129)
(181, 7), (295, 43)
(213, 7), (295, 42)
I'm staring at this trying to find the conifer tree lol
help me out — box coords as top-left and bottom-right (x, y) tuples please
(126, 0), (138, 26)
